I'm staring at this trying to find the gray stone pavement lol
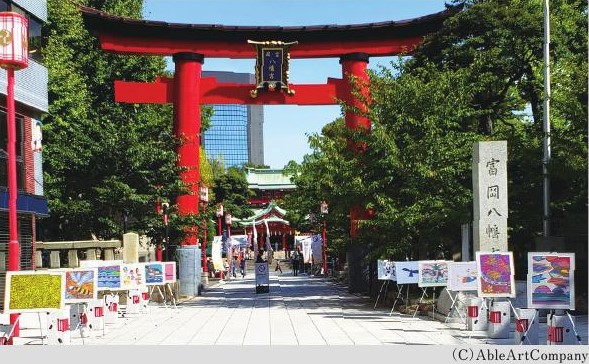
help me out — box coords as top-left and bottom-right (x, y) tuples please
(8, 269), (589, 346)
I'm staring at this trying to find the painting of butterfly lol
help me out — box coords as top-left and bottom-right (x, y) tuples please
(527, 252), (575, 310)
(65, 268), (98, 303)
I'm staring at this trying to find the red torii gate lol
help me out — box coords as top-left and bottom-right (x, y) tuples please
(80, 5), (459, 246)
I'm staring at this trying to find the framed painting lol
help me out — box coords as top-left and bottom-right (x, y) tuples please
(63, 268), (98, 303)
(377, 260), (396, 281)
(394, 261), (419, 285)
(96, 263), (123, 291)
(164, 261), (177, 283)
(476, 251), (515, 298)
(418, 260), (449, 287)
(3, 271), (66, 313)
(527, 252), (575, 310)
(447, 261), (478, 291)
(121, 263), (146, 290)
(144, 262), (165, 286)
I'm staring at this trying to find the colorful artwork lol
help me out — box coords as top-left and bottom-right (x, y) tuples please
(418, 260), (449, 287)
(394, 261), (419, 285)
(64, 268), (98, 302)
(144, 263), (164, 285)
(97, 263), (122, 291)
(164, 262), (177, 283)
(447, 261), (478, 291)
(377, 260), (395, 280)
(527, 252), (575, 310)
(121, 263), (146, 290)
(4, 271), (66, 313)
(476, 251), (515, 298)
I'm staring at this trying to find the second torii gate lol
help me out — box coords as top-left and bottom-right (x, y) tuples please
(80, 5), (460, 246)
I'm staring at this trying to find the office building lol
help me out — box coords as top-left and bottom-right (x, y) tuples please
(202, 71), (264, 168)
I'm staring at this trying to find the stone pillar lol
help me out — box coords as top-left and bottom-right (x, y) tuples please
(86, 248), (97, 261)
(49, 251), (61, 268)
(123, 232), (139, 263)
(67, 249), (79, 268)
(103, 248), (115, 261)
(35, 250), (42, 268)
(472, 141), (508, 252)
(173, 52), (204, 246)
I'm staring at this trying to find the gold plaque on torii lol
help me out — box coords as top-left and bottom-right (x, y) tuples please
(248, 40), (297, 98)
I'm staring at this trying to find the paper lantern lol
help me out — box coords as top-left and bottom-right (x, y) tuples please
(0, 12), (28, 70)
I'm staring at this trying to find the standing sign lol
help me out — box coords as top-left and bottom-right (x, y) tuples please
(394, 261), (419, 285)
(255, 262), (270, 294)
(3, 271), (66, 313)
(447, 261), (478, 291)
(476, 251), (515, 298)
(527, 252), (575, 310)
(377, 260), (396, 280)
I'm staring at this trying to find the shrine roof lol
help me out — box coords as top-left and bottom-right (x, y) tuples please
(79, 4), (462, 58)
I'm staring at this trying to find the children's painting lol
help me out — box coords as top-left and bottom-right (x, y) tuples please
(64, 268), (98, 302)
(394, 261), (419, 285)
(144, 263), (165, 285)
(377, 260), (396, 280)
(3, 271), (66, 313)
(476, 251), (515, 298)
(97, 263), (122, 291)
(447, 261), (478, 291)
(418, 260), (449, 287)
(121, 263), (146, 290)
(527, 252), (575, 310)
(164, 262), (177, 283)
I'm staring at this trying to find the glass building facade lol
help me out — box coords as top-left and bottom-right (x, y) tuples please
(202, 71), (264, 169)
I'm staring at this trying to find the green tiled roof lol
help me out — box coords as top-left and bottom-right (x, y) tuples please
(233, 201), (290, 226)
(247, 168), (296, 190)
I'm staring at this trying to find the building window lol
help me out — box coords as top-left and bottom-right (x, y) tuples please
(0, 109), (25, 190)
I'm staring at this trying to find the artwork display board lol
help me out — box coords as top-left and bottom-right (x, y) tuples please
(121, 263), (146, 290)
(418, 260), (449, 287)
(144, 262), (165, 285)
(394, 261), (419, 285)
(476, 251), (515, 298)
(3, 271), (66, 313)
(447, 261), (478, 291)
(80, 260), (123, 268)
(164, 261), (177, 283)
(63, 268), (99, 303)
(96, 262), (123, 291)
(377, 260), (396, 281)
(527, 252), (575, 310)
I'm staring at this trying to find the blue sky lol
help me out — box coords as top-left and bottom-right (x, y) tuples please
(142, 0), (451, 169)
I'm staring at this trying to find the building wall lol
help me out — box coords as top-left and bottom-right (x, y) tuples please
(202, 71), (264, 168)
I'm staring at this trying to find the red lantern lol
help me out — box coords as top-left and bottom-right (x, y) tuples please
(0, 12), (28, 70)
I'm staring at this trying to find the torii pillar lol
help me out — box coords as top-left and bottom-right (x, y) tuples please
(173, 52), (203, 246)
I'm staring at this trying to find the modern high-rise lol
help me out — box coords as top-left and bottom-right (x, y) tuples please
(201, 71), (264, 168)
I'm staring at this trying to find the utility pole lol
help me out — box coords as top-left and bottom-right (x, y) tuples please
(542, 0), (551, 237)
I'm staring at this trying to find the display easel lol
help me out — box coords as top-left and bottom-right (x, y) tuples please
(389, 284), (409, 316)
(547, 309), (583, 345)
(74, 303), (96, 345)
(467, 298), (489, 339)
(444, 289), (468, 324)
(374, 280), (391, 309)
(412, 286), (432, 318)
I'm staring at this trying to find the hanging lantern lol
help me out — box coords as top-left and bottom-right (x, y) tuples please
(0, 12), (28, 70)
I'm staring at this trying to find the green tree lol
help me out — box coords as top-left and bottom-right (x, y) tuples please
(41, 0), (214, 243)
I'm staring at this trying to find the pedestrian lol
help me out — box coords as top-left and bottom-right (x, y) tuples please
(291, 247), (300, 276)
(232, 256), (237, 278)
(240, 254), (246, 278)
(274, 260), (283, 274)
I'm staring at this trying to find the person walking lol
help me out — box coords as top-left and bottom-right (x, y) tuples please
(291, 247), (301, 276)
(239, 252), (246, 278)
